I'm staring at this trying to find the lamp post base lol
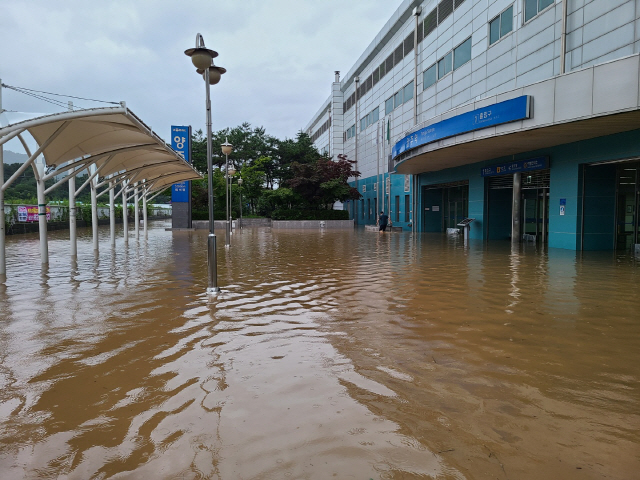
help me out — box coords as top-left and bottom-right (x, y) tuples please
(207, 233), (219, 292)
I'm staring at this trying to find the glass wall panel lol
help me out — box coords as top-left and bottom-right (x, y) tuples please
(453, 37), (471, 70)
(394, 91), (402, 109)
(539, 0), (554, 12)
(500, 6), (513, 37)
(490, 17), (500, 44)
(525, 0), (537, 21)
(385, 97), (394, 115)
(403, 82), (414, 102)
(438, 52), (452, 78)
(423, 64), (437, 89)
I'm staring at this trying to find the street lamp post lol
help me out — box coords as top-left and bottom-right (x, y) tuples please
(228, 166), (236, 235)
(221, 139), (233, 246)
(237, 177), (243, 229)
(185, 33), (226, 294)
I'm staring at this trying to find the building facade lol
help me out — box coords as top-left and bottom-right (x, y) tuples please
(305, 0), (640, 251)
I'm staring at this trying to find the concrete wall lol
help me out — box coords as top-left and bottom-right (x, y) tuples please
(271, 220), (354, 229)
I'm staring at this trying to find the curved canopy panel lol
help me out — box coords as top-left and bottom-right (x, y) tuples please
(0, 105), (200, 189)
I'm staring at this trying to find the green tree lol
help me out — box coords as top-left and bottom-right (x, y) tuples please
(287, 154), (361, 209)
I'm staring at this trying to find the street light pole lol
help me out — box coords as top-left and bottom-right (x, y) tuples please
(185, 33), (226, 294)
(221, 139), (233, 247)
(237, 177), (243, 229)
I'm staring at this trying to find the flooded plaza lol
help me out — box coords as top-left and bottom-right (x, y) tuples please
(0, 221), (638, 480)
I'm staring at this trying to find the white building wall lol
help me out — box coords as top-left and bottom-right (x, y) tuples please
(305, 0), (640, 178)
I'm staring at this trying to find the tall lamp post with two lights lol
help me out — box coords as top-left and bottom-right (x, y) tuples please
(185, 33), (226, 294)
(221, 139), (233, 246)
(237, 176), (243, 229)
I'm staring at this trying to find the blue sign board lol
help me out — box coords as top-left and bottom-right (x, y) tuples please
(171, 125), (192, 203)
(392, 95), (531, 159)
(481, 156), (549, 177)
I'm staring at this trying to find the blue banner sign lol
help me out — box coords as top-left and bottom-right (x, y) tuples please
(392, 95), (531, 159)
(481, 156), (548, 177)
(171, 125), (192, 203)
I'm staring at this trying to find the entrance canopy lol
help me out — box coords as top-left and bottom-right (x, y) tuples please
(0, 105), (200, 195)
(393, 54), (640, 175)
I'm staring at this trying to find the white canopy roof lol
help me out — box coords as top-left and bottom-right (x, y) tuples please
(0, 105), (201, 194)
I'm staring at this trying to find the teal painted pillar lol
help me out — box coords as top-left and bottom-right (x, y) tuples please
(548, 161), (580, 250)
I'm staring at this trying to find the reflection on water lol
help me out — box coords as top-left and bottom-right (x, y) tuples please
(0, 222), (638, 479)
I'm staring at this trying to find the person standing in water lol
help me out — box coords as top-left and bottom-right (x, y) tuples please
(377, 211), (389, 233)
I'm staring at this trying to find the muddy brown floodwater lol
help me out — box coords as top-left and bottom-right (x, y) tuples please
(0, 221), (638, 479)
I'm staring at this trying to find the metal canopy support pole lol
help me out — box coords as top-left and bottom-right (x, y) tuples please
(69, 168), (77, 257)
(109, 181), (115, 247)
(35, 162), (49, 265)
(512, 172), (522, 244)
(122, 187), (129, 246)
(143, 190), (148, 239)
(90, 165), (99, 254)
(0, 78), (5, 278)
(134, 183), (139, 240)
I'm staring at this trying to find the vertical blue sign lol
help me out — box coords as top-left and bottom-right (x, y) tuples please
(171, 126), (192, 203)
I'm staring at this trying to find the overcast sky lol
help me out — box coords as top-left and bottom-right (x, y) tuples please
(0, 0), (401, 151)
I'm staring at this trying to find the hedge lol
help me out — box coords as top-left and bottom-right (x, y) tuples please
(270, 209), (349, 220)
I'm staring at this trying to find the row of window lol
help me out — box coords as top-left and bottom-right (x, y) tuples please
(360, 107), (380, 132)
(342, 0), (468, 114)
(334, 1), (553, 142)
(489, 5), (513, 45)
(423, 36), (472, 89)
(385, 81), (414, 115)
(525, 0), (554, 23)
(310, 117), (331, 143)
(344, 124), (356, 141)
(353, 195), (410, 223)
(421, 0), (467, 43)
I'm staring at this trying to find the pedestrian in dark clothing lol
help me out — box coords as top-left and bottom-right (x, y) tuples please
(377, 211), (389, 233)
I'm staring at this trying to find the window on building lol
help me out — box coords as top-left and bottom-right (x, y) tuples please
(490, 5), (513, 44)
(525, 0), (554, 22)
(394, 44), (404, 66)
(373, 69), (380, 85)
(379, 61), (386, 78)
(385, 96), (394, 115)
(403, 82), (414, 103)
(453, 37), (472, 70)
(346, 124), (356, 140)
(372, 107), (379, 123)
(395, 196), (400, 222)
(385, 53), (394, 73)
(438, 51), (452, 78)
(394, 90), (403, 109)
(405, 195), (410, 222)
(423, 64), (437, 89)
(438, 0), (454, 25)
(404, 34), (414, 55)
(424, 9), (437, 38)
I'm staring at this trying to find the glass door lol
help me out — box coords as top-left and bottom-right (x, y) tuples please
(444, 185), (468, 230)
(522, 188), (549, 243)
(616, 165), (639, 250)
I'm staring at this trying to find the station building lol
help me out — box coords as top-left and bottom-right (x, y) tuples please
(304, 0), (640, 251)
